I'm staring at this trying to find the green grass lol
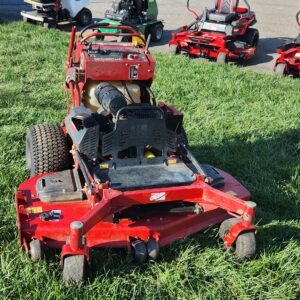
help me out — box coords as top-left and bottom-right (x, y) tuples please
(0, 22), (300, 300)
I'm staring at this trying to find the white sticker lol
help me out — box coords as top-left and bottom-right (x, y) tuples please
(150, 192), (166, 201)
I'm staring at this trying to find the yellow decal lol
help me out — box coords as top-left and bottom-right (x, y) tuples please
(25, 207), (43, 214)
(168, 159), (177, 165)
(27, 0), (38, 5)
(100, 163), (109, 169)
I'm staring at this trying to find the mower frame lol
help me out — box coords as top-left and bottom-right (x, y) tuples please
(16, 24), (257, 283)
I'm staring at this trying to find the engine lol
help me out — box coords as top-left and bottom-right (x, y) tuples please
(105, 0), (148, 22)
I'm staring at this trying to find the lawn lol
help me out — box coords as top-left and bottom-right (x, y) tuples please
(0, 22), (299, 300)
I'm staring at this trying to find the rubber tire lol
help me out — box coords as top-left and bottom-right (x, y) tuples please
(169, 44), (179, 55)
(219, 218), (256, 259)
(275, 63), (287, 77)
(217, 52), (227, 64)
(75, 8), (92, 27)
(235, 231), (256, 259)
(132, 240), (147, 264)
(240, 28), (259, 47)
(150, 23), (164, 42)
(63, 255), (87, 285)
(43, 22), (57, 30)
(146, 238), (160, 260)
(26, 124), (71, 177)
(29, 240), (45, 262)
(219, 218), (241, 240)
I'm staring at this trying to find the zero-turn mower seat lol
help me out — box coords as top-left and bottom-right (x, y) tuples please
(208, 0), (239, 23)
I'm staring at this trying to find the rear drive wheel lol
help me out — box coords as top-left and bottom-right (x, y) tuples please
(63, 255), (87, 285)
(169, 44), (179, 55)
(240, 28), (259, 47)
(216, 52), (227, 64)
(275, 63), (287, 76)
(150, 23), (164, 42)
(26, 124), (71, 177)
(29, 239), (45, 262)
(75, 8), (92, 26)
(219, 218), (256, 259)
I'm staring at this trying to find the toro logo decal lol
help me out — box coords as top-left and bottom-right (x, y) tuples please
(150, 192), (166, 201)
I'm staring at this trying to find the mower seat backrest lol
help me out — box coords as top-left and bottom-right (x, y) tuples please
(215, 0), (239, 14)
(208, 0), (239, 23)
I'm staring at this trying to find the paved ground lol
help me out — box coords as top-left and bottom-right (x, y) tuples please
(1, 0), (299, 73)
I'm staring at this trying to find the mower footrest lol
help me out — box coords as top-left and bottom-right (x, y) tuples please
(94, 163), (196, 191)
(36, 169), (83, 203)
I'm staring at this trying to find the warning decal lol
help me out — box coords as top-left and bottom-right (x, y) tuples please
(150, 192), (166, 201)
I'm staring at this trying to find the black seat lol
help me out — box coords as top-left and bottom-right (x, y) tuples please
(208, 0), (239, 23)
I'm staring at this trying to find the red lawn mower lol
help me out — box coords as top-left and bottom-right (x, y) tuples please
(169, 0), (259, 63)
(274, 11), (300, 77)
(16, 24), (257, 285)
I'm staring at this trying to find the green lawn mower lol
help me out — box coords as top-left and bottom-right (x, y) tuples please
(98, 0), (164, 42)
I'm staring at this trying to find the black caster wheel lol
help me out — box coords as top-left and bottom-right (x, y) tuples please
(169, 44), (179, 55)
(146, 238), (159, 260)
(216, 52), (227, 64)
(275, 63), (287, 77)
(43, 22), (57, 30)
(63, 255), (87, 285)
(131, 240), (147, 264)
(219, 218), (256, 259)
(28, 239), (45, 262)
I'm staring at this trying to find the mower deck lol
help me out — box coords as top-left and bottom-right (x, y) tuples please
(16, 167), (250, 250)
(174, 30), (256, 61)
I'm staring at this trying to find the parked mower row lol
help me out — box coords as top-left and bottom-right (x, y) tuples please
(169, 1), (300, 77)
(22, 0), (300, 77)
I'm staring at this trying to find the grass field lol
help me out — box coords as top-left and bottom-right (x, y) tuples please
(0, 22), (300, 299)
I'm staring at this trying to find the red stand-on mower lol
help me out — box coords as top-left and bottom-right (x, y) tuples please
(274, 11), (300, 77)
(16, 24), (257, 284)
(169, 0), (259, 63)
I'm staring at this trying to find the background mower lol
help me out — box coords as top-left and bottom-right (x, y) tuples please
(16, 24), (257, 285)
(98, 0), (164, 42)
(274, 11), (300, 77)
(21, 0), (92, 29)
(169, 0), (259, 63)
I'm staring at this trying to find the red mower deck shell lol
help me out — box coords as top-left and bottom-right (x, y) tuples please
(16, 169), (255, 260)
(16, 25), (257, 273)
(169, 2), (258, 62)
